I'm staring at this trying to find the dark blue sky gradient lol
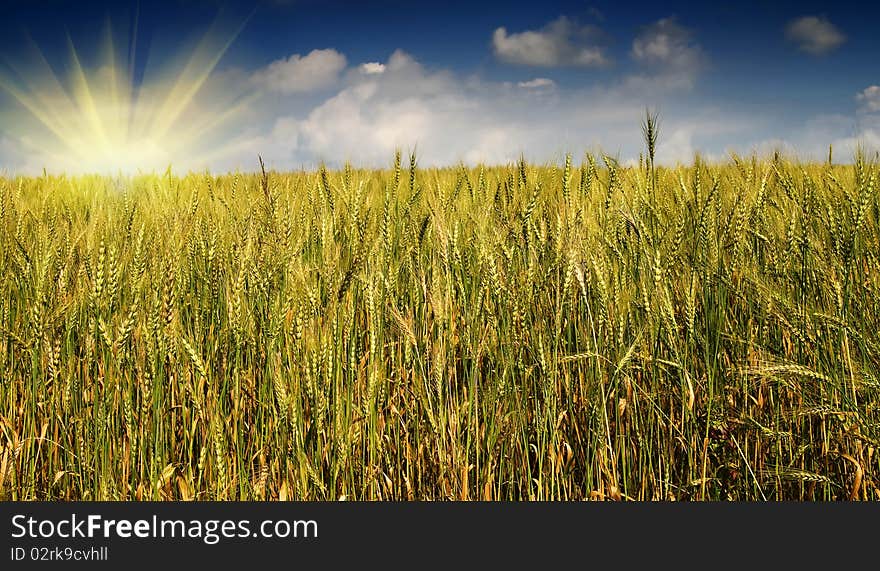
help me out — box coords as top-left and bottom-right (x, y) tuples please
(0, 1), (875, 78)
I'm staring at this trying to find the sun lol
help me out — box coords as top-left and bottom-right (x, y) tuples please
(0, 12), (254, 175)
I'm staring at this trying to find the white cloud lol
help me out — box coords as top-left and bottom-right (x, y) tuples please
(826, 113), (880, 157)
(360, 62), (386, 75)
(738, 113), (880, 162)
(856, 86), (880, 113)
(785, 16), (846, 55)
(492, 16), (609, 67)
(250, 48), (347, 94)
(518, 78), (556, 89)
(238, 49), (755, 170)
(632, 17), (705, 73)
(625, 18), (707, 91)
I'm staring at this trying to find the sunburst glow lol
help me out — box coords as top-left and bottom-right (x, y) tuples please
(0, 14), (252, 174)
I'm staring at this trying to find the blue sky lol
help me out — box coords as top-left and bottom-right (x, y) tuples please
(0, 0), (878, 172)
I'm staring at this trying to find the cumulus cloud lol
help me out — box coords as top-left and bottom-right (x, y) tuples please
(492, 16), (609, 67)
(785, 16), (846, 55)
(250, 48), (347, 94)
(739, 112), (880, 162)
(746, 103), (880, 161)
(856, 86), (880, 113)
(517, 78), (556, 89)
(632, 18), (705, 71)
(234, 48), (755, 171)
(0, 42), (757, 174)
(817, 114), (880, 157)
(360, 62), (386, 75)
(629, 17), (706, 90)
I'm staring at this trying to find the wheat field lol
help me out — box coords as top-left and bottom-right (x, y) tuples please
(0, 144), (878, 500)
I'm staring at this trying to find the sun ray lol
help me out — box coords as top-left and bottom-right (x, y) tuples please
(147, 14), (252, 143)
(66, 32), (111, 149)
(1, 35), (87, 148)
(173, 91), (260, 151)
(0, 77), (70, 147)
(101, 19), (125, 144)
(0, 9), (253, 174)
